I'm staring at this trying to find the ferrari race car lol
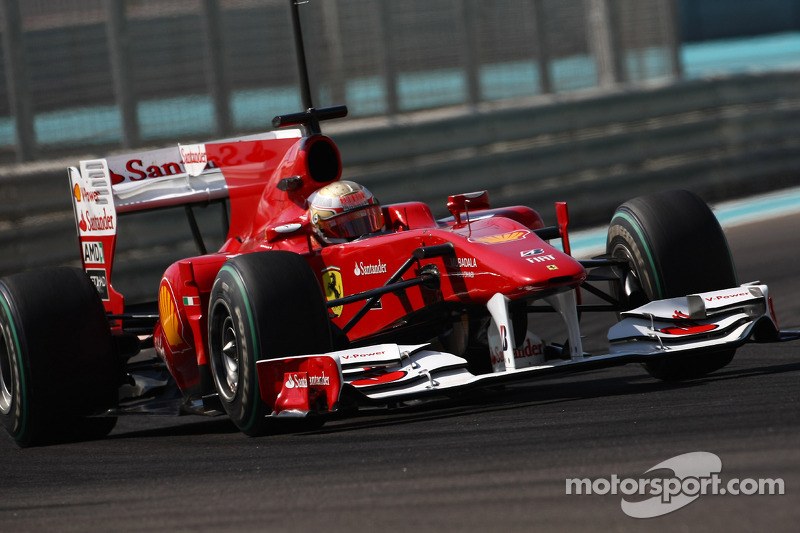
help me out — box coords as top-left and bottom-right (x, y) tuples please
(1, 105), (798, 447)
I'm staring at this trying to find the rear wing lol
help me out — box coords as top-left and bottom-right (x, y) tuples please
(68, 129), (303, 313)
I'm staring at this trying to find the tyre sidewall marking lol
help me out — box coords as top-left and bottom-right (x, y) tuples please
(0, 291), (27, 441)
(610, 211), (664, 300)
(216, 265), (262, 433)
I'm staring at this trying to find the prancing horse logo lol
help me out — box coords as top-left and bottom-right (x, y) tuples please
(321, 267), (343, 317)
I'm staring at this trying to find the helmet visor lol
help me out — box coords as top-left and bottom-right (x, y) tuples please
(317, 205), (383, 240)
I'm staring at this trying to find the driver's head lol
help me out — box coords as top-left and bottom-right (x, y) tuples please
(308, 181), (383, 243)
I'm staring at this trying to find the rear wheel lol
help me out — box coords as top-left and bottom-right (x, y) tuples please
(0, 268), (119, 447)
(208, 252), (332, 436)
(607, 190), (738, 380)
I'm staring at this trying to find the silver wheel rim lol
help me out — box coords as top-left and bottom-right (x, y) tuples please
(220, 316), (239, 400)
(0, 331), (13, 415)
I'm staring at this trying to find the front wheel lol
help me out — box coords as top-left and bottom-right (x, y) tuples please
(208, 252), (332, 436)
(607, 190), (737, 380)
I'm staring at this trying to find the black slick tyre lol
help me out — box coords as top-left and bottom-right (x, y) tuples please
(607, 190), (738, 380)
(0, 267), (119, 447)
(208, 251), (332, 436)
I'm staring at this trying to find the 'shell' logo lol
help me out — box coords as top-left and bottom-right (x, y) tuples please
(470, 230), (530, 244)
(73, 183), (100, 203)
(159, 283), (190, 351)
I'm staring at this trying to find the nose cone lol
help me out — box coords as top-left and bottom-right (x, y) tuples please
(515, 246), (586, 289)
(435, 224), (586, 303)
(476, 242), (586, 301)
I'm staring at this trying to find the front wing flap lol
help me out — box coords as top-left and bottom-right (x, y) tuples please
(609, 284), (775, 354)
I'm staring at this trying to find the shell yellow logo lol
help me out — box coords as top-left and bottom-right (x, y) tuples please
(471, 230), (530, 244)
(159, 284), (186, 349)
(73, 183), (82, 202)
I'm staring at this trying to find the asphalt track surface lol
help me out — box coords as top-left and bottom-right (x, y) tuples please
(2, 212), (799, 532)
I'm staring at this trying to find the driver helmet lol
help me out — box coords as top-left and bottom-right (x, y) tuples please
(308, 180), (383, 242)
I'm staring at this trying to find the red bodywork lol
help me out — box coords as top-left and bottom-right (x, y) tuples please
(98, 133), (585, 394)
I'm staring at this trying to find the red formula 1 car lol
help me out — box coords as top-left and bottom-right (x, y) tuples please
(1, 105), (798, 446)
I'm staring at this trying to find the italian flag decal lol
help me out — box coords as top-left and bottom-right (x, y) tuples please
(183, 296), (200, 306)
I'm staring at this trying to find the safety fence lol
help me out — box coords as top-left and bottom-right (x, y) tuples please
(1, 71), (798, 302)
(0, 0), (680, 161)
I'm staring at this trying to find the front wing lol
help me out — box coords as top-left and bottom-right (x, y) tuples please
(256, 284), (799, 417)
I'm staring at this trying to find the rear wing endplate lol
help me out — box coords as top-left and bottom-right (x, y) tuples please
(68, 129), (302, 313)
